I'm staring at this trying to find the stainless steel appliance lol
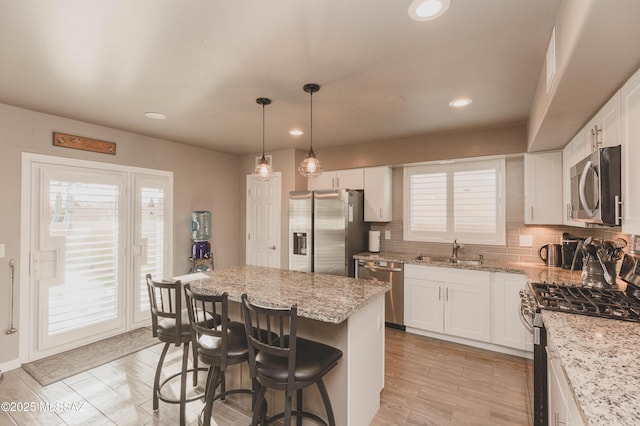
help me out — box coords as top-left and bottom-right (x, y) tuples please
(357, 259), (404, 329)
(537, 243), (562, 267)
(569, 145), (621, 226)
(520, 281), (640, 425)
(289, 189), (369, 277)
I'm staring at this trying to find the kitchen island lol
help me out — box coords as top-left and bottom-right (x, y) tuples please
(186, 265), (391, 426)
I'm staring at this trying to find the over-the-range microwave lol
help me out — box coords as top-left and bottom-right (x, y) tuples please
(569, 145), (621, 226)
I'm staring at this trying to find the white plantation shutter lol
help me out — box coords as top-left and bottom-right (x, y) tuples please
(404, 158), (505, 245)
(409, 172), (447, 232)
(453, 169), (497, 234)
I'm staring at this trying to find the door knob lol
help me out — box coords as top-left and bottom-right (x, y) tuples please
(269, 245), (277, 250)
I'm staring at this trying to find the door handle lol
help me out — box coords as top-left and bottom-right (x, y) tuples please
(269, 245), (277, 250)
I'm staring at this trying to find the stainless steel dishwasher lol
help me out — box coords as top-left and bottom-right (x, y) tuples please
(357, 259), (404, 329)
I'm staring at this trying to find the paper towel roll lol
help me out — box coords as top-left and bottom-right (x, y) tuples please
(369, 230), (381, 253)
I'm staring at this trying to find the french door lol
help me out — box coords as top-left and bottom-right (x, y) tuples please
(24, 154), (172, 358)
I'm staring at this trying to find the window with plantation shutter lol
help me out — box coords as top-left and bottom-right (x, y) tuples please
(403, 158), (505, 245)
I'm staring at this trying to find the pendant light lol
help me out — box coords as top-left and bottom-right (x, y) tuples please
(298, 83), (323, 177)
(254, 97), (273, 181)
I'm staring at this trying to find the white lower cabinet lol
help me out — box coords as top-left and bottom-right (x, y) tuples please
(492, 272), (533, 351)
(404, 264), (491, 342)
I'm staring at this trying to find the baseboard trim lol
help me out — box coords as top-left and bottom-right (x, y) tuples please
(405, 327), (533, 359)
(0, 358), (22, 375)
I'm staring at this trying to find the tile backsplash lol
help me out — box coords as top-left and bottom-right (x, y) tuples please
(370, 221), (629, 266)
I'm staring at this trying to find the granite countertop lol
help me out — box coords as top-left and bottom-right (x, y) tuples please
(543, 311), (640, 425)
(185, 265), (391, 324)
(355, 251), (627, 288)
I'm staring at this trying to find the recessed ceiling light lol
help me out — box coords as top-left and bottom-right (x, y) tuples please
(408, 0), (450, 21)
(144, 112), (167, 120)
(449, 98), (473, 108)
(289, 129), (304, 136)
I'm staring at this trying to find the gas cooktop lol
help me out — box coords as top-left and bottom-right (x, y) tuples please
(531, 283), (640, 323)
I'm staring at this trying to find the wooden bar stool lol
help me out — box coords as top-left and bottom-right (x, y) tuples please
(240, 293), (343, 426)
(183, 284), (255, 426)
(146, 274), (204, 426)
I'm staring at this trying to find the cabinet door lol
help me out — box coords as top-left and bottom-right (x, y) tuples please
(308, 173), (336, 191)
(591, 91), (621, 150)
(491, 273), (531, 350)
(364, 166), (392, 222)
(404, 277), (443, 333)
(524, 152), (563, 225)
(336, 169), (364, 190)
(444, 280), (491, 342)
(548, 353), (569, 426)
(622, 67), (640, 234)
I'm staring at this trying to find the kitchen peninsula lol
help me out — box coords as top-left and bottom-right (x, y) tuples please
(187, 265), (390, 426)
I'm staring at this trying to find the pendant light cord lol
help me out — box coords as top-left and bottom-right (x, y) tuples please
(309, 90), (313, 152)
(261, 103), (266, 158)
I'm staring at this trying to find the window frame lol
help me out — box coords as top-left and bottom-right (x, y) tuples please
(403, 157), (506, 245)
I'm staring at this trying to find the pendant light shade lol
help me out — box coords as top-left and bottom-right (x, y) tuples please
(254, 97), (273, 181)
(298, 83), (323, 177)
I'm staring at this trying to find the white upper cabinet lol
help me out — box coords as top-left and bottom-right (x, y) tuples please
(364, 166), (392, 222)
(622, 67), (640, 235)
(524, 151), (563, 225)
(585, 91), (621, 152)
(307, 168), (364, 190)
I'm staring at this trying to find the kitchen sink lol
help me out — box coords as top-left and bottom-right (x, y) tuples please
(414, 255), (450, 262)
(414, 255), (483, 266)
(452, 259), (483, 266)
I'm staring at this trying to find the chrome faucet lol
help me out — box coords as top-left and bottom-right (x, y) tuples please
(451, 239), (464, 262)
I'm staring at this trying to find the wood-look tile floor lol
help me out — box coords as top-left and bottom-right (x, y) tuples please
(0, 329), (533, 425)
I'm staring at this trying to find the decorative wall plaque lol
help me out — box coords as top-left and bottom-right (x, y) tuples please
(53, 132), (116, 155)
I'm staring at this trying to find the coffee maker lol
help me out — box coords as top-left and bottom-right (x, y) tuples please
(561, 233), (584, 270)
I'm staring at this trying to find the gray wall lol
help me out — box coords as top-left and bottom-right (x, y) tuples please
(0, 102), (241, 366)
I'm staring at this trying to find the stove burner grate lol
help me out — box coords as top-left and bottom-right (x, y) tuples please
(531, 283), (640, 322)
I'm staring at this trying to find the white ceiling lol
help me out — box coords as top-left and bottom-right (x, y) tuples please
(0, 1), (563, 155)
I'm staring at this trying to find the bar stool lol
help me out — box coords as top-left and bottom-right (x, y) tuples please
(183, 284), (254, 426)
(146, 274), (204, 425)
(240, 293), (343, 426)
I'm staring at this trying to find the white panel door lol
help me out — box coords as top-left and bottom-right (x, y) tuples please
(246, 173), (281, 268)
(33, 164), (127, 351)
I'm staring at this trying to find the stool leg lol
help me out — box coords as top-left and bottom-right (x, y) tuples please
(251, 385), (267, 426)
(153, 342), (170, 411)
(284, 391), (292, 426)
(180, 341), (190, 426)
(203, 367), (220, 426)
(317, 378), (335, 426)
(192, 339), (199, 387)
(220, 372), (226, 401)
(296, 389), (302, 426)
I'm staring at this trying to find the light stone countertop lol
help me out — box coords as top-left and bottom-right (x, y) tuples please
(185, 265), (391, 324)
(542, 311), (640, 425)
(355, 251), (638, 425)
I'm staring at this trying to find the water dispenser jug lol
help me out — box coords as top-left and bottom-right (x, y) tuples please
(191, 211), (211, 241)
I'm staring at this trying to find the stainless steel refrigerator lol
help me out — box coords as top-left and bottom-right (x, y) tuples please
(289, 189), (369, 277)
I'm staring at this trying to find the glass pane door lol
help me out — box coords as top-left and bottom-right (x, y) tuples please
(131, 174), (172, 324)
(35, 165), (126, 351)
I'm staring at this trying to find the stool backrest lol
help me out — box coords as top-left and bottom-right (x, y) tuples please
(183, 284), (229, 368)
(146, 274), (182, 340)
(241, 293), (298, 391)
